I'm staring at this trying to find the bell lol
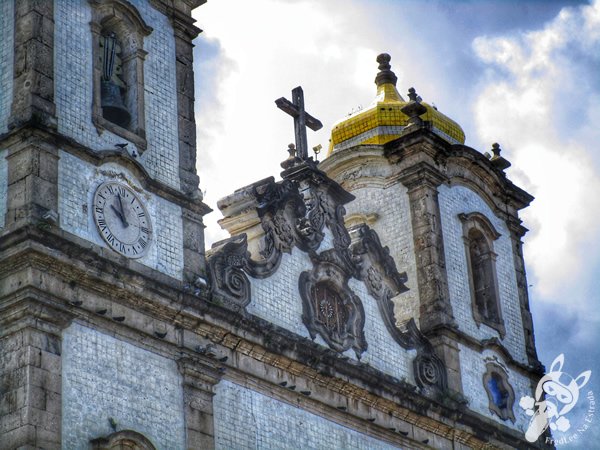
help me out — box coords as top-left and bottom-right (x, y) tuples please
(101, 80), (131, 128)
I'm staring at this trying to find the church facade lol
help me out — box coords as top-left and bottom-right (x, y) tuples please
(0, 1), (549, 449)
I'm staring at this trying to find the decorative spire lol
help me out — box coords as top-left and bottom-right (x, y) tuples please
(281, 143), (300, 169)
(491, 143), (501, 158)
(375, 53), (398, 87)
(407, 87), (418, 102)
(287, 143), (297, 158)
(489, 143), (511, 171)
(401, 87), (427, 128)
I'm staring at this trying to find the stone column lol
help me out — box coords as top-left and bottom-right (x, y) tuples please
(4, 134), (59, 230)
(182, 209), (208, 282)
(399, 162), (462, 393)
(177, 357), (223, 450)
(4, 0), (59, 230)
(506, 217), (540, 368)
(171, 16), (201, 196)
(9, 0), (56, 131)
(399, 163), (455, 330)
(170, 12), (210, 279)
(0, 302), (72, 449)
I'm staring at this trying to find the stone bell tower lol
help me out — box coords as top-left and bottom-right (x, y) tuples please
(0, 1), (212, 448)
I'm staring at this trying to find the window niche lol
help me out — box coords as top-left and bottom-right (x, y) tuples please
(459, 212), (506, 338)
(90, 429), (157, 450)
(482, 362), (516, 422)
(90, 0), (152, 152)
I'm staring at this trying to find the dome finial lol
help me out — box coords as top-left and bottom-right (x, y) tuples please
(377, 53), (391, 71)
(375, 53), (397, 87)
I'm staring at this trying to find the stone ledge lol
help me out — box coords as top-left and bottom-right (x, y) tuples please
(0, 229), (545, 449)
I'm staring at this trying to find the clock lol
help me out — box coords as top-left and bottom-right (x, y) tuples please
(93, 181), (152, 258)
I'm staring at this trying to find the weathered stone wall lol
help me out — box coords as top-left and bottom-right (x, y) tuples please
(0, 149), (6, 228)
(0, 0), (14, 134)
(247, 239), (415, 384)
(213, 380), (399, 450)
(58, 151), (184, 279)
(54, 0), (181, 190)
(459, 344), (532, 431)
(62, 323), (185, 449)
(0, 323), (64, 448)
(438, 184), (527, 363)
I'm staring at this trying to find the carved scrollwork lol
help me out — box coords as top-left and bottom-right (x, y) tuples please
(413, 349), (448, 392)
(245, 178), (326, 278)
(207, 161), (448, 393)
(256, 179), (304, 254)
(207, 235), (251, 311)
(308, 181), (352, 253)
(299, 253), (367, 358)
(350, 224), (409, 344)
(350, 224), (448, 392)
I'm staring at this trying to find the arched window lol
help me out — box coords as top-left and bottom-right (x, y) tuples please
(482, 362), (515, 422)
(100, 31), (130, 128)
(90, 0), (153, 152)
(459, 212), (505, 338)
(90, 430), (157, 450)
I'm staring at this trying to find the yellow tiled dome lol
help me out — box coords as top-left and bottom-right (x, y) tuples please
(327, 54), (465, 156)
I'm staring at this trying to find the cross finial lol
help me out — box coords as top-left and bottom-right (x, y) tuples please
(275, 86), (323, 161)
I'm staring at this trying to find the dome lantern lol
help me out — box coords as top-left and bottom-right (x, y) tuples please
(327, 54), (465, 156)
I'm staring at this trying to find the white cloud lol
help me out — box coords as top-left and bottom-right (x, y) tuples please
(472, 1), (600, 306)
(193, 0), (483, 246)
(193, 0), (382, 244)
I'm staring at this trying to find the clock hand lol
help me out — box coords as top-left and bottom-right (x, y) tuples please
(116, 194), (129, 227)
(110, 204), (128, 227)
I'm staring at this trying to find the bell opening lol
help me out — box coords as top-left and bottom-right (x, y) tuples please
(101, 80), (131, 128)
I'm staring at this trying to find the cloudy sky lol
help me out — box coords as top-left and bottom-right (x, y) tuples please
(192, 0), (600, 445)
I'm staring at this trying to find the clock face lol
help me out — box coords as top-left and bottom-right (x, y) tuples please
(93, 181), (152, 258)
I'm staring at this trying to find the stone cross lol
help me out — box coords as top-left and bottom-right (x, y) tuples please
(275, 86), (323, 160)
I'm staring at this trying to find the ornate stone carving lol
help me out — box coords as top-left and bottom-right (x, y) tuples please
(411, 335), (448, 392)
(209, 160), (352, 290)
(350, 224), (448, 392)
(207, 235), (251, 311)
(482, 360), (516, 422)
(299, 253), (367, 358)
(306, 172), (353, 253)
(246, 177), (325, 278)
(207, 163), (448, 393)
